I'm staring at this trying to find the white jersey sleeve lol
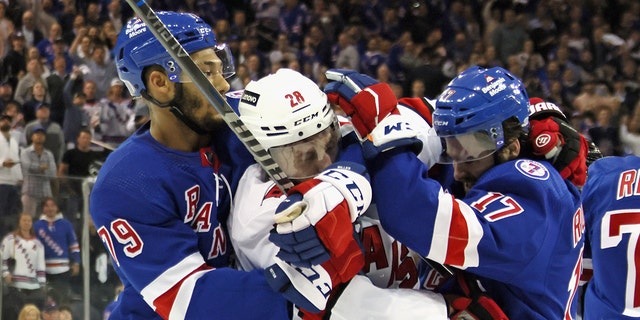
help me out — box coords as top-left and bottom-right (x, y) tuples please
(330, 275), (448, 320)
(229, 164), (284, 271)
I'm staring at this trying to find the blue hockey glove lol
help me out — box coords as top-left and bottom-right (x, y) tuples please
(270, 161), (371, 268)
(325, 69), (399, 140)
(265, 257), (333, 313)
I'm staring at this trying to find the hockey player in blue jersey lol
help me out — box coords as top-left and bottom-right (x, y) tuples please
(232, 68), (508, 319)
(322, 66), (585, 319)
(89, 12), (366, 319)
(582, 155), (640, 319)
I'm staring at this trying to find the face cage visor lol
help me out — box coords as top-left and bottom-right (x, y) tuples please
(176, 44), (235, 83)
(437, 129), (504, 164)
(269, 118), (341, 181)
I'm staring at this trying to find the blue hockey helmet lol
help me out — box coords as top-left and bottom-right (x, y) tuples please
(433, 66), (529, 163)
(114, 12), (235, 97)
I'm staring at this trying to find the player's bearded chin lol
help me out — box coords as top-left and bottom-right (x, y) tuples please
(177, 83), (225, 132)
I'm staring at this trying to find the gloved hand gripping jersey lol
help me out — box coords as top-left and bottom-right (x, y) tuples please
(527, 97), (596, 186)
(448, 272), (509, 320)
(324, 69), (422, 159)
(265, 162), (372, 318)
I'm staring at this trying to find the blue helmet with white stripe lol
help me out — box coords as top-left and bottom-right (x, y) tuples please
(433, 66), (529, 163)
(114, 11), (234, 97)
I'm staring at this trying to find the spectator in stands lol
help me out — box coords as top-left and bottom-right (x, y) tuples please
(82, 45), (117, 100)
(59, 305), (73, 320)
(4, 100), (27, 146)
(491, 6), (528, 66)
(0, 114), (22, 234)
(106, 0), (124, 33)
(64, 13), (84, 45)
(360, 36), (386, 77)
(46, 55), (71, 125)
(229, 8), (248, 40)
(17, 303), (42, 320)
(84, 2), (107, 28)
(40, 302), (61, 320)
(0, 1), (14, 59)
(1, 31), (27, 89)
(34, 197), (81, 306)
(589, 106), (623, 156)
(20, 127), (57, 217)
(268, 33), (299, 71)
(62, 92), (89, 150)
(24, 103), (65, 165)
(573, 79), (620, 115)
(36, 23), (63, 63)
(46, 37), (73, 74)
(19, 10), (44, 49)
(279, 0), (308, 47)
(20, 78), (50, 124)
(229, 63), (251, 91)
(100, 79), (132, 145)
(332, 30), (359, 70)
(1, 213), (47, 320)
(619, 108), (640, 155)
(0, 80), (14, 112)
(69, 33), (93, 67)
(58, 128), (107, 223)
(245, 53), (264, 81)
(410, 78), (426, 98)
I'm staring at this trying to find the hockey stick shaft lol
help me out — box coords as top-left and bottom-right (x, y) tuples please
(91, 139), (116, 151)
(124, 0), (294, 194)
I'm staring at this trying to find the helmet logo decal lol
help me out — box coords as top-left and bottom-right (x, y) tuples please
(241, 91), (260, 106)
(294, 111), (319, 126)
(125, 19), (147, 39)
(286, 91), (306, 108)
(515, 159), (550, 180)
(535, 133), (552, 149)
(441, 89), (456, 101)
(481, 76), (506, 96)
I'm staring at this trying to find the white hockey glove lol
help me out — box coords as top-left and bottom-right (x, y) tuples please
(361, 114), (423, 160)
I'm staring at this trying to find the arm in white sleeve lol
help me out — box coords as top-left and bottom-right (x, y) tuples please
(229, 164), (283, 271)
(330, 275), (449, 320)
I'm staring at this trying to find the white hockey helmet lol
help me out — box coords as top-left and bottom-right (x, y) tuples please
(239, 68), (339, 180)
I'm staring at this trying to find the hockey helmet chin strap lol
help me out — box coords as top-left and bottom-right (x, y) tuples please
(140, 84), (208, 135)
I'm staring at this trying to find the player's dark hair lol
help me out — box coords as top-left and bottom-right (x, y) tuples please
(494, 116), (527, 164)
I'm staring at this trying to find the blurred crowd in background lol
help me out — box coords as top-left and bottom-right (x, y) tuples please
(0, 0), (640, 318)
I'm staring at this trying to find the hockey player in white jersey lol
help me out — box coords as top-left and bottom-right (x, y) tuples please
(230, 68), (506, 319)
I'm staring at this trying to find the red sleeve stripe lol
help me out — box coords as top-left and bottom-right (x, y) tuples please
(428, 189), (482, 268)
(141, 252), (213, 319)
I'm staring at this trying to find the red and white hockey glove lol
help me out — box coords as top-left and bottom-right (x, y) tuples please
(528, 97), (589, 186)
(269, 162), (371, 267)
(447, 273), (509, 320)
(265, 162), (371, 314)
(324, 69), (399, 140)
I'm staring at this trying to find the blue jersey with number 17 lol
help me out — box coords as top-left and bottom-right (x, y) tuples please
(89, 122), (289, 320)
(369, 151), (584, 319)
(582, 155), (640, 319)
